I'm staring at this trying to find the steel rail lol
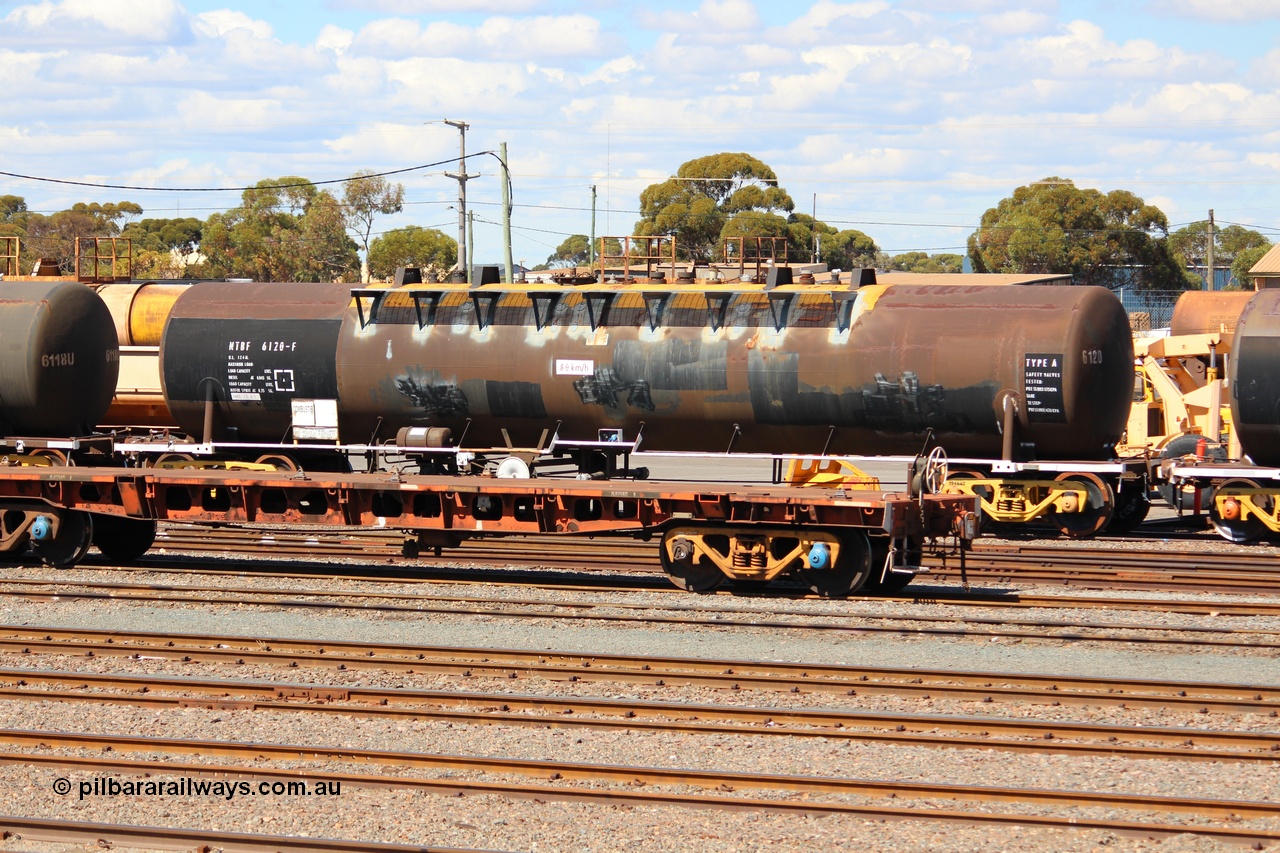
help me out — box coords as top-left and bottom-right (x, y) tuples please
(155, 523), (1280, 571)
(0, 669), (1277, 763)
(0, 816), (489, 853)
(54, 559), (1280, 618)
(0, 809), (481, 850)
(1, 626), (1277, 712)
(7, 729), (1280, 821)
(1, 576), (1278, 650)
(144, 526), (1280, 594)
(156, 524), (1280, 570)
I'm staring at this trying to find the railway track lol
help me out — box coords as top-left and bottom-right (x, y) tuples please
(5, 524), (1279, 848)
(1, 667), (1278, 763)
(1, 625), (1275, 712)
(11, 726), (1280, 821)
(13, 745), (1280, 846)
(142, 524), (1280, 595)
(0, 574), (1277, 649)
(0, 816), (485, 853)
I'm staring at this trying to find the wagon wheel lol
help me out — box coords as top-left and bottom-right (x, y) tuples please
(798, 530), (873, 598)
(153, 453), (196, 469)
(255, 454), (300, 472)
(659, 529), (724, 593)
(30, 449), (72, 467)
(1105, 484), (1151, 534)
(1209, 478), (1271, 544)
(1049, 472), (1114, 539)
(31, 510), (94, 569)
(92, 515), (157, 564)
(862, 535), (914, 593)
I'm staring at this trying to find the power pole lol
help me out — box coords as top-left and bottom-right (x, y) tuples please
(500, 142), (513, 284)
(812, 193), (818, 263)
(1205, 209), (1215, 291)
(443, 119), (476, 282)
(467, 211), (475, 286)
(590, 185), (597, 269)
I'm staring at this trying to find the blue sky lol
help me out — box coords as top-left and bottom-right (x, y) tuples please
(2, 0), (1279, 269)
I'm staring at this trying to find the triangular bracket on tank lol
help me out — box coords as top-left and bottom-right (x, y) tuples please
(411, 291), (442, 329)
(642, 293), (669, 331)
(585, 293), (614, 331)
(470, 292), (498, 330)
(705, 292), (732, 331)
(530, 293), (560, 331)
(830, 291), (859, 333)
(767, 292), (792, 332)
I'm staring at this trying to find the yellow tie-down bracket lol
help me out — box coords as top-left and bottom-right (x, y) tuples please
(784, 457), (881, 490)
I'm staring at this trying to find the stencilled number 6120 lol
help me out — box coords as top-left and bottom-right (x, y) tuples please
(1081, 349), (1103, 365)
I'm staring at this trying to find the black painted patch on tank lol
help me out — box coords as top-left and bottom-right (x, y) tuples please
(163, 318), (341, 411)
(1024, 353), (1067, 423)
(574, 368), (655, 411)
(746, 350), (997, 432)
(612, 339), (727, 390)
(485, 380), (548, 419)
(395, 375), (470, 416)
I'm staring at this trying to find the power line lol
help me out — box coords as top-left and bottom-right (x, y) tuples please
(0, 155), (494, 193)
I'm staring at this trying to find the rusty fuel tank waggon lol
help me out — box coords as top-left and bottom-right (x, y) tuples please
(93, 281), (191, 347)
(158, 280), (1133, 461)
(1169, 290), (1255, 339)
(0, 280), (120, 437)
(93, 281), (192, 428)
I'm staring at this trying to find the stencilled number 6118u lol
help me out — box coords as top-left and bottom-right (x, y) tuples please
(1081, 349), (1103, 365)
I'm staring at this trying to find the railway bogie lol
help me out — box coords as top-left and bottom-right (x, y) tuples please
(940, 471), (1116, 538)
(0, 504), (95, 568)
(656, 524), (883, 596)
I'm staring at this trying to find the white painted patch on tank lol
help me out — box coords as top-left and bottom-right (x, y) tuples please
(385, 339), (393, 360)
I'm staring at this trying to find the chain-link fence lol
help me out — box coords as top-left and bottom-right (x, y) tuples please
(1116, 289), (1185, 331)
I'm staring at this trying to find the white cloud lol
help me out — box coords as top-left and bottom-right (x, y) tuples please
(1246, 152), (1280, 171)
(0, 48), (54, 89)
(350, 17), (428, 56)
(45, 49), (205, 85)
(1017, 20), (1210, 80)
(783, 38), (972, 99)
(637, 0), (762, 34)
(1160, 0), (1280, 22)
(380, 57), (534, 114)
(905, 0), (1056, 10)
(978, 10), (1052, 36)
(316, 24), (354, 55)
(329, 0), (544, 12)
(779, 0), (890, 32)
(2, 0), (190, 44)
(580, 56), (643, 86)
(1105, 82), (1262, 123)
(173, 92), (286, 129)
(192, 10), (274, 40)
(1248, 46), (1280, 86)
(351, 14), (608, 60)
